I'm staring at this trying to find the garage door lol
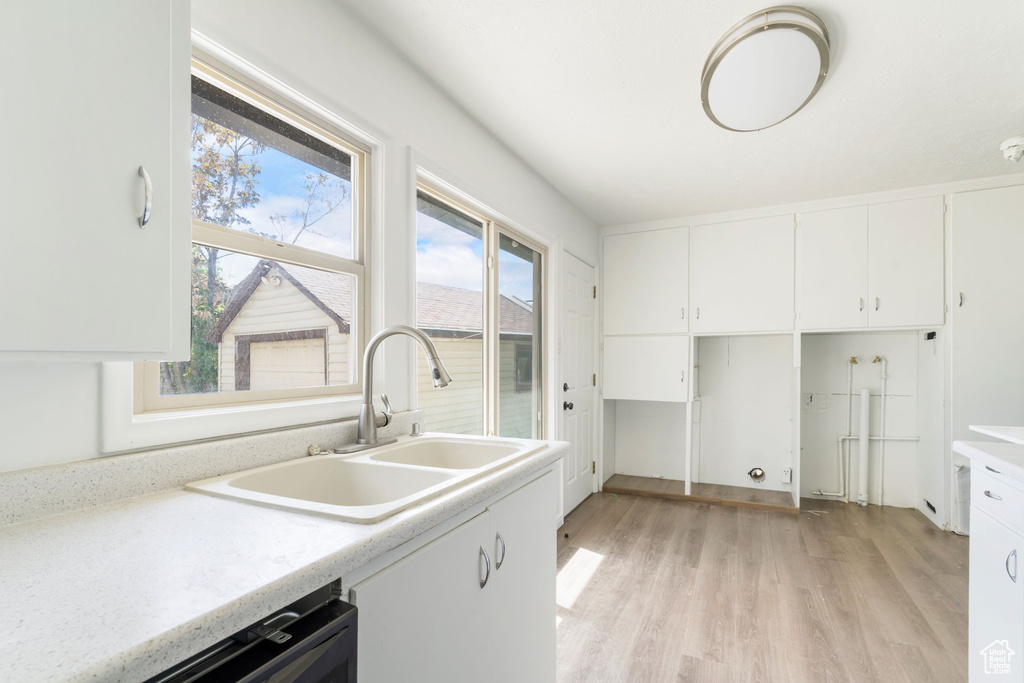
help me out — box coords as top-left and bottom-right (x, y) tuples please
(249, 337), (326, 390)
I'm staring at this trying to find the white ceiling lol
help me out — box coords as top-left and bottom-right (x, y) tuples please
(343, 0), (1024, 226)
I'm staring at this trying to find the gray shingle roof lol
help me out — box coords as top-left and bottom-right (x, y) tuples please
(209, 261), (534, 342)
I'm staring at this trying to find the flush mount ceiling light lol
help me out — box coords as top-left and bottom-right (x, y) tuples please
(701, 6), (830, 132)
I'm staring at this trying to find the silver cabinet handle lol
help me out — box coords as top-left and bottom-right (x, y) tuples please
(987, 465), (1002, 474)
(1008, 549), (1018, 583)
(681, 370), (685, 383)
(874, 297), (880, 311)
(959, 292), (964, 308)
(681, 307), (686, 320)
(479, 546), (491, 588)
(495, 532), (506, 570)
(859, 298), (864, 312)
(137, 166), (152, 228)
(696, 307), (700, 320)
(985, 490), (1003, 501)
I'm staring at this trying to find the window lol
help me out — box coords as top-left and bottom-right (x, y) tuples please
(138, 64), (368, 412)
(415, 187), (545, 439)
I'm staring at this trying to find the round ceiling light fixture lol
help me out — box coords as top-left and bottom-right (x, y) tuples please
(701, 6), (830, 132)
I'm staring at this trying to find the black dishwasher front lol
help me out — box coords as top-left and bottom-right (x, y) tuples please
(146, 584), (356, 683)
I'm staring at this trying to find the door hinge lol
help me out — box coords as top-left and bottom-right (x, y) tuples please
(593, 285), (597, 299)
(592, 461), (596, 474)
(592, 373), (596, 386)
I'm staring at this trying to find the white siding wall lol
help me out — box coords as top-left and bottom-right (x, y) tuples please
(417, 338), (537, 437)
(218, 279), (350, 391)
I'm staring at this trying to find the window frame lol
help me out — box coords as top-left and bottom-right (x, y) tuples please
(414, 183), (547, 439)
(135, 58), (371, 414)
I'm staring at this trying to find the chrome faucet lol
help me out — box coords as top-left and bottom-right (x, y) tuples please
(338, 325), (451, 452)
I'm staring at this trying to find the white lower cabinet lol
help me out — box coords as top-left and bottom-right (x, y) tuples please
(970, 504), (1024, 682)
(351, 471), (556, 683)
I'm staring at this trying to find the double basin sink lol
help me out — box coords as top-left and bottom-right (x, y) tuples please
(186, 434), (544, 524)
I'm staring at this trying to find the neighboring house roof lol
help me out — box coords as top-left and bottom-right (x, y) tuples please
(208, 262), (533, 344)
(415, 282), (533, 336)
(207, 260), (352, 343)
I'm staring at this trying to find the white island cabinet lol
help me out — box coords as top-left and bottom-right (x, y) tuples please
(957, 440), (1024, 682)
(0, 0), (190, 359)
(351, 471), (556, 683)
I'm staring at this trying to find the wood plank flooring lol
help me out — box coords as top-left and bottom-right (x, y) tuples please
(603, 474), (798, 514)
(556, 492), (968, 683)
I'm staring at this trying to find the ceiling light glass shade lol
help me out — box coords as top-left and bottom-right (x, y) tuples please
(701, 6), (830, 132)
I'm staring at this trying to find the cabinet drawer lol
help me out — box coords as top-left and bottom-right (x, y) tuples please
(973, 466), (1024, 534)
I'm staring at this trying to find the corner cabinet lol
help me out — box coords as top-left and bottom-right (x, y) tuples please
(691, 215), (795, 334)
(603, 228), (688, 335)
(352, 471), (557, 683)
(0, 0), (190, 360)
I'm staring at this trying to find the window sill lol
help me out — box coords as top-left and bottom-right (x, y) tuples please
(101, 362), (363, 454)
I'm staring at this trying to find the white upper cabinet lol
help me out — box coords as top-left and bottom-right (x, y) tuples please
(691, 215), (795, 334)
(603, 228), (688, 335)
(798, 206), (869, 330)
(0, 0), (190, 359)
(603, 335), (689, 402)
(867, 196), (945, 328)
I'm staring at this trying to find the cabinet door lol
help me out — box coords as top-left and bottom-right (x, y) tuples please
(951, 185), (1024, 444)
(0, 1), (189, 357)
(969, 508), (1024, 681)
(798, 206), (868, 330)
(691, 215), (794, 334)
(867, 196), (945, 328)
(603, 228), (688, 335)
(352, 513), (491, 683)
(603, 335), (689, 402)
(487, 472), (557, 683)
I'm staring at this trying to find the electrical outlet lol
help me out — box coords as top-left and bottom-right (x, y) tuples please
(782, 467), (792, 484)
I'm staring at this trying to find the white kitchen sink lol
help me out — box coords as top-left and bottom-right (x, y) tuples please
(186, 434), (544, 523)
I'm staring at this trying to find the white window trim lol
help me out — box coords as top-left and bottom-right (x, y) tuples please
(101, 33), (386, 454)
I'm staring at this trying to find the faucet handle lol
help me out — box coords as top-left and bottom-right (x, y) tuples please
(380, 393), (394, 425)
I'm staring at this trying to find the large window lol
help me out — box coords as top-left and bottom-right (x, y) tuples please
(415, 188), (544, 439)
(138, 64), (368, 412)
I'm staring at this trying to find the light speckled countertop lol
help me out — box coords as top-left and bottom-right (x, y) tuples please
(0, 440), (566, 683)
(954, 440), (1024, 485)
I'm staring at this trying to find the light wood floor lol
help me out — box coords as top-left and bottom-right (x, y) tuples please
(556, 492), (968, 683)
(603, 474), (798, 514)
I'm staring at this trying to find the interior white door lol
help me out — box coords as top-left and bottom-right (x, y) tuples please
(603, 227), (688, 335)
(798, 206), (869, 330)
(867, 196), (945, 328)
(487, 472), (557, 683)
(603, 335), (689, 402)
(562, 252), (596, 515)
(1, 0), (188, 355)
(690, 215), (795, 334)
(952, 185), (1024, 443)
(969, 508), (1024, 681)
(352, 512), (491, 683)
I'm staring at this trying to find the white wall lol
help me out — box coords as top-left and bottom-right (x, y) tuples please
(0, 0), (596, 474)
(612, 400), (688, 480)
(800, 332), (932, 509)
(695, 335), (794, 492)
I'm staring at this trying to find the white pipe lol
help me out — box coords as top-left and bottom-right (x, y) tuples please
(858, 388), (870, 506)
(874, 357), (888, 507)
